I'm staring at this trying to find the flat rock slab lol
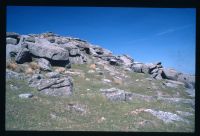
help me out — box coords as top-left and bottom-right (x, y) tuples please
(144, 109), (187, 123)
(100, 88), (126, 101)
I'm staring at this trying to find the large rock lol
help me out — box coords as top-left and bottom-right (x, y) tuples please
(177, 73), (195, 88)
(100, 88), (126, 101)
(37, 58), (52, 71)
(25, 36), (35, 43)
(119, 55), (133, 66)
(161, 68), (180, 81)
(15, 48), (31, 64)
(29, 77), (73, 96)
(6, 32), (20, 39)
(6, 38), (18, 45)
(28, 43), (69, 61)
(6, 44), (21, 60)
(132, 63), (143, 73)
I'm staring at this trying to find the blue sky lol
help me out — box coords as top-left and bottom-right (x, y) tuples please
(7, 6), (196, 75)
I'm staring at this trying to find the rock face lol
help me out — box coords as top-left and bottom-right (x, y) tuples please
(15, 48), (31, 64)
(28, 43), (69, 61)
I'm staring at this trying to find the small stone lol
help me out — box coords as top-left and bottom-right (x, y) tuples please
(86, 78), (90, 81)
(88, 70), (95, 73)
(102, 79), (111, 83)
(19, 93), (33, 99)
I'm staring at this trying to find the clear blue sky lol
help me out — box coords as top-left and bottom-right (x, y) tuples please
(7, 6), (196, 75)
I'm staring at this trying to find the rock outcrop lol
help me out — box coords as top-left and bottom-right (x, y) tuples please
(6, 31), (195, 91)
(28, 73), (73, 96)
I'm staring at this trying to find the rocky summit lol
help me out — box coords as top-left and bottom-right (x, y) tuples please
(6, 32), (195, 131)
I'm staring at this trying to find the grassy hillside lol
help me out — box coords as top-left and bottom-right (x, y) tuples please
(6, 64), (194, 131)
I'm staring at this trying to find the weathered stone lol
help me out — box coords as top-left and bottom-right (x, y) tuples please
(15, 48), (31, 64)
(37, 58), (52, 71)
(6, 37), (18, 45)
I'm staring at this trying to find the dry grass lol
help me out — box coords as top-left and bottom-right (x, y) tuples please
(6, 62), (18, 71)
(25, 68), (34, 75)
(29, 62), (40, 70)
(112, 77), (123, 85)
(55, 67), (66, 73)
(89, 64), (96, 70)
